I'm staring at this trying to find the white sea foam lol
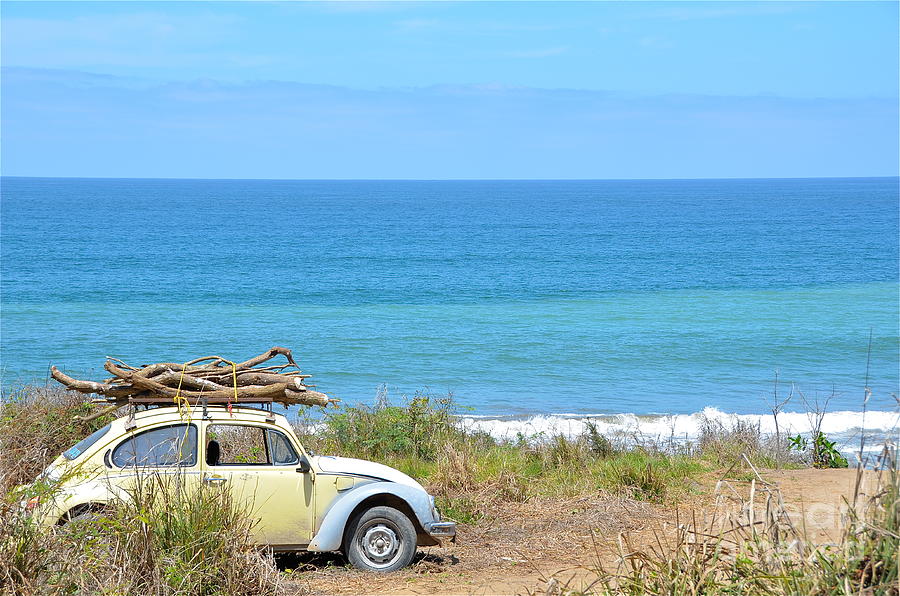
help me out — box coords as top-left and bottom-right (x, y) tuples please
(458, 407), (900, 453)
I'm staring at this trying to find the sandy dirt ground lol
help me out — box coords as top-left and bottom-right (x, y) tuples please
(281, 468), (876, 596)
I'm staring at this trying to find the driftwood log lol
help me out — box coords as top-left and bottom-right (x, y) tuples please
(51, 346), (336, 421)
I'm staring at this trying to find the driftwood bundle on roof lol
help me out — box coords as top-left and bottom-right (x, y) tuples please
(51, 346), (336, 421)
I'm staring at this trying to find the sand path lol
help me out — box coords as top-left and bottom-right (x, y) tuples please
(283, 468), (874, 596)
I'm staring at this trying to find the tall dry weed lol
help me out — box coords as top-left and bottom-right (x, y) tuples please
(0, 389), (285, 596)
(529, 444), (899, 595)
(0, 386), (115, 494)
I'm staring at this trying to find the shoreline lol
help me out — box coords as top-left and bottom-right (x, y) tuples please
(289, 402), (899, 462)
(455, 406), (899, 440)
(460, 409), (900, 465)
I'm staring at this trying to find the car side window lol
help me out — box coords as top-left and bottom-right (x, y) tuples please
(207, 424), (269, 465)
(112, 424), (197, 468)
(267, 429), (299, 466)
(64, 423), (112, 461)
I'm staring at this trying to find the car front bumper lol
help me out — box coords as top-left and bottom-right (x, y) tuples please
(424, 520), (457, 542)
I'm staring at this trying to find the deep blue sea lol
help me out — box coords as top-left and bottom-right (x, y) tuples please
(1, 177), (898, 447)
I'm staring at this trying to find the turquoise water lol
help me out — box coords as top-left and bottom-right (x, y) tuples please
(1, 177), (898, 417)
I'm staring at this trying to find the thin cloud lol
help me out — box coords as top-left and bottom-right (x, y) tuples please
(638, 36), (674, 50)
(394, 18), (440, 30)
(2, 12), (241, 45)
(3, 67), (896, 179)
(505, 46), (569, 59)
(637, 4), (798, 21)
(1, 11), (279, 75)
(311, 2), (414, 15)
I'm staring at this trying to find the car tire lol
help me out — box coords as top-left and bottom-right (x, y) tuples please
(344, 506), (417, 572)
(59, 507), (105, 534)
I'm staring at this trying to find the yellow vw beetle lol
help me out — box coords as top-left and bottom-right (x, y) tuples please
(35, 404), (455, 572)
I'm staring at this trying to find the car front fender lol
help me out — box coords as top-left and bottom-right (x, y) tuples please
(307, 481), (435, 552)
(37, 479), (123, 527)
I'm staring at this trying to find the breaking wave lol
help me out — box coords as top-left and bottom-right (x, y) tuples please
(458, 407), (899, 456)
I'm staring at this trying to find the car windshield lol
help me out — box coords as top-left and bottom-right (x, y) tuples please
(63, 423), (112, 460)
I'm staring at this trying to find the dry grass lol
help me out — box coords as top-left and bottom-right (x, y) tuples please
(695, 413), (801, 470)
(0, 388), (285, 596)
(5, 385), (876, 596)
(0, 472), (284, 596)
(280, 492), (659, 596)
(527, 446), (899, 596)
(0, 385), (116, 494)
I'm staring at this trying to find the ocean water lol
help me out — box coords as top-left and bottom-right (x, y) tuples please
(1, 177), (898, 450)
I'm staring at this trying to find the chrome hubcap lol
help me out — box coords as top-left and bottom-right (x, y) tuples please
(360, 524), (400, 566)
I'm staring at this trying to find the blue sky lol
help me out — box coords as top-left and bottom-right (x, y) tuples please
(2, 1), (898, 179)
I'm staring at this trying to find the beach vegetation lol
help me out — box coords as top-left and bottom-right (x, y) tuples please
(695, 412), (802, 470)
(311, 390), (468, 461)
(529, 447), (898, 596)
(0, 385), (115, 495)
(298, 394), (710, 506)
(0, 384), (882, 595)
(0, 388), (282, 596)
(789, 432), (849, 468)
(1, 470), (281, 596)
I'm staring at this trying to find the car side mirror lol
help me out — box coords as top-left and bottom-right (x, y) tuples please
(296, 457), (311, 474)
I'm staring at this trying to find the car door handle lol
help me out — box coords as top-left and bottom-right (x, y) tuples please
(203, 475), (227, 485)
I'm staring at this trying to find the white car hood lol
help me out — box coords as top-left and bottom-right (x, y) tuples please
(314, 456), (424, 491)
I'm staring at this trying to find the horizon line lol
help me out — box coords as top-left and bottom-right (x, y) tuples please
(3, 175), (898, 183)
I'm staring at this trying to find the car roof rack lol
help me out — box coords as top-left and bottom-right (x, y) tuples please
(121, 395), (275, 405)
(91, 395), (279, 421)
(137, 396), (278, 421)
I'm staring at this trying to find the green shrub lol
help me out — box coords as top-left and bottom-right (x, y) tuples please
(305, 393), (707, 506)
(788, 432), (849, 469)
(583, 422), (616, 458)
(436, 495), (485, 525)
(594, 451), (703, 502)
(314, 391), (467, 461)
(110, 474), (281, 596)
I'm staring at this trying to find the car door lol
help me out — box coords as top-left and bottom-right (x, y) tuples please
(202, 422), (314, 548)
(107, 422), (203, 497)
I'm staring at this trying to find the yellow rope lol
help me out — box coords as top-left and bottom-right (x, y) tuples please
(229, 360), (238, 416)
(173, 364), (193, 461)
(173, 363), (191, 418)
(168, 358), (239, 462)
(171, 359), (238, 417)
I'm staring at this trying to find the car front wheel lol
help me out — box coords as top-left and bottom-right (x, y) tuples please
(344, 505), (417, 572)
